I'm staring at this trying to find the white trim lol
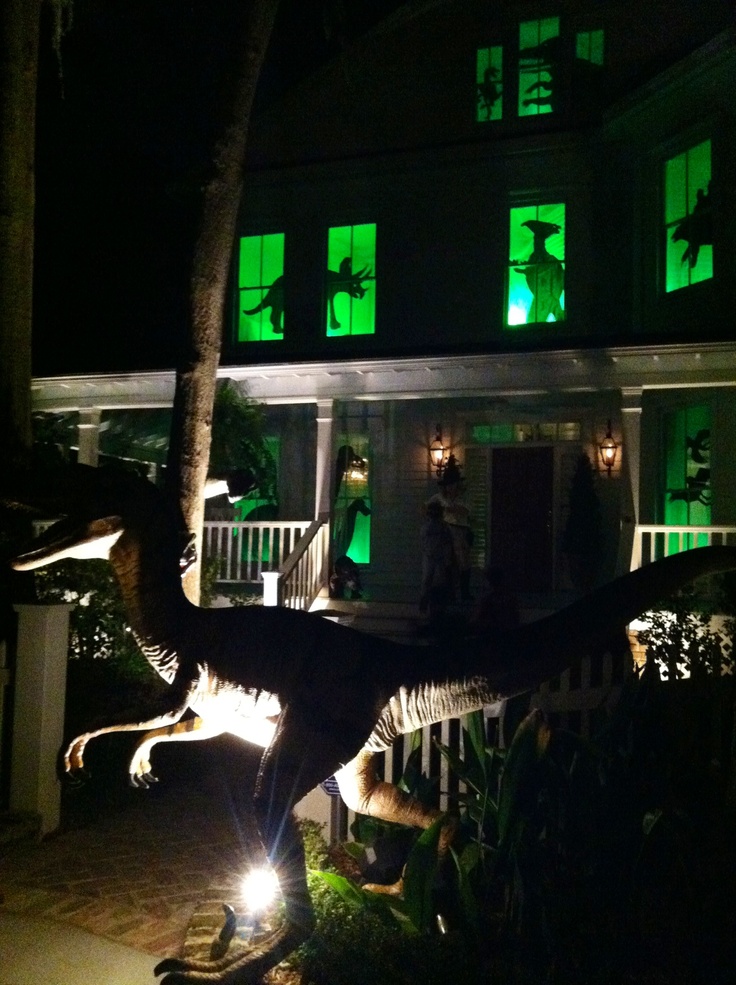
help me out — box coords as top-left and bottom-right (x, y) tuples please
(31, 342), (736, 413)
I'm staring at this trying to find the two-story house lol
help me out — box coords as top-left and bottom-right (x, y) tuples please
(31, 0), (736, 612)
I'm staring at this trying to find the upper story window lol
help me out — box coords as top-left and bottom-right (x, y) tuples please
(575, 29), (604, 66)
(237, 233), (285, 342)
(476, 45), (503, 121)
(518, 16), (560, 116)
(326, 223), (376, 337)
(664, 140), (712, 293)
(507, 203), (566, 327)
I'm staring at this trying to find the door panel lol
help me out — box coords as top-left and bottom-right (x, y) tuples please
(490, 447), (554, 593)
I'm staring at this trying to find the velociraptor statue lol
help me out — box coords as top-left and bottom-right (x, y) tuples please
(4, 465), (736, 984)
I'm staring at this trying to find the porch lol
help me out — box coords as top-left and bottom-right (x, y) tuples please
(203, 517), (736, 617)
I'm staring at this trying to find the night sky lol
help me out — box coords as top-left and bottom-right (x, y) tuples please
(33, 0), (404, 377)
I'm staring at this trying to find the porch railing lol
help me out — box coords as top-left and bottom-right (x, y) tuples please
(632, 524), (736, 570)
(262, 519), (330, 610)
(202, 520), (313, 584)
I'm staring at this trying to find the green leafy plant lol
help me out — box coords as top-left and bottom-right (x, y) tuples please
(637, 582), (734, 680)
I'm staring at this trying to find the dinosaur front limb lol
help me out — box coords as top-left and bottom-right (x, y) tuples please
(128, 716), (228, 786)
(65, 689), (193, 774)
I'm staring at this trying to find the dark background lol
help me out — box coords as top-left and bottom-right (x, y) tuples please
(33, 0), (403, 377)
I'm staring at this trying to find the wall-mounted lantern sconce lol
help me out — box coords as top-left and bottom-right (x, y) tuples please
(347, 454), (368, 481)
(598, 420), (619, 475)
(429, 425), (448, 476)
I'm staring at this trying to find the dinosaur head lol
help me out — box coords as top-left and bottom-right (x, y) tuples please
(2, 465), (183, 572)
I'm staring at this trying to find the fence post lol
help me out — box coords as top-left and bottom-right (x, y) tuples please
(10, 603), (74, 837)
(262, 571), (283, 607)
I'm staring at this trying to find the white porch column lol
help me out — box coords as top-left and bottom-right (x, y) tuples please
(11, 603), (74, 837)
(621, 388), (642, 523)
(77, 408), (102, 466)
(619, 388), (643, 572)
(314, 399), (334, 520)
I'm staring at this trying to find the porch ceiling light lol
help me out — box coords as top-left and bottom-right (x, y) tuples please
(599, 420), (619, 475)
(429, 425), (448, 476)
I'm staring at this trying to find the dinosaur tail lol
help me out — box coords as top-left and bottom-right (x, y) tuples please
(463, 545), (736, 699)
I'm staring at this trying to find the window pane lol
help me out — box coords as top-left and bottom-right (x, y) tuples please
(477, 46), (503, 121)
(576, 29), (604, 66)
(237, 234), (285, 342)
(518, 17), (560, 116)
(507, 203), (566, 326)
(664, 140), (712, 293)
(334, 437), (371, 563)
(663, 405), (711, 535)
(326, 224), (376, 336)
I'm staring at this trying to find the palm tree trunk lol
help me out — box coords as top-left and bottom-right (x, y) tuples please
(166, 0), (280, 602)
(0, 0), (41, 466)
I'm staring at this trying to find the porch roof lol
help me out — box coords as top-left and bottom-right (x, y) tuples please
(31, 341), (736, 413)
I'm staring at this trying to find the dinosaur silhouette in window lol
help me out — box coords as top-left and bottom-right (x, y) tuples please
(668, 428), (711, 506)
(241, 257), (372, 335)
(519, 35), (603, 114)
(512, 219), (565, 322)
(477, 66), (502, 119)
(672, 183), (712, 269)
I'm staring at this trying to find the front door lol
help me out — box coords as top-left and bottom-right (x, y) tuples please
(490, 446), (554, 593)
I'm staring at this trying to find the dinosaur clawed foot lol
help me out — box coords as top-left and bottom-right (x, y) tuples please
(154, 920), (308, 985)
(129, 770), (159, 789)
(65, 767), (91, 788)
(362, 875), (404, 897)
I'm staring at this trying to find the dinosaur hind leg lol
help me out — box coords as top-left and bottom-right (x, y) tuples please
(335, 748), (455, 895)
(156, 703), (363, 984)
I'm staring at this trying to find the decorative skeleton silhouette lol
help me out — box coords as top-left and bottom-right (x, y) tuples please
(241, 257), (372, 335)
(512, 218), (565, 322)
(5, 465), (736, 985)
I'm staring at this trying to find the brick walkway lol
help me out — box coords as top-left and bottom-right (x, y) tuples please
(0, 773), (258, 959)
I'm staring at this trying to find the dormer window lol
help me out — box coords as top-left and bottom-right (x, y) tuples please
(518, 16), (560, 116)
(476, 46), (503, 121)
(664, 139), (712, 292)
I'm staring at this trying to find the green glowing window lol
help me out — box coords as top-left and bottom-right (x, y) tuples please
(334, 437), (371, 563)
(237, 233), (285, 342)
(507, 203), (565, 326)
(476, 46), (503, 121)
(518, 17), (559, 116)
(575, 30), (604, 66)
(664, 140), (712, 292)
(662, 405), (711, 551)
(326, 224), (376, 337)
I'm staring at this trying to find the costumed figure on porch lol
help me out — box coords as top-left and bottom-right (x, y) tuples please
(426, 454), (473, 601)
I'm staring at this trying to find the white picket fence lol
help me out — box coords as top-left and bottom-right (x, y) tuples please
(333, 648), (631, 841)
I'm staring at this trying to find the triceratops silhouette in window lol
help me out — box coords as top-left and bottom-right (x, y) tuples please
(241, 257), (372, 336)
(512, 218), (565, 323)
(672, 183), (712, 270)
